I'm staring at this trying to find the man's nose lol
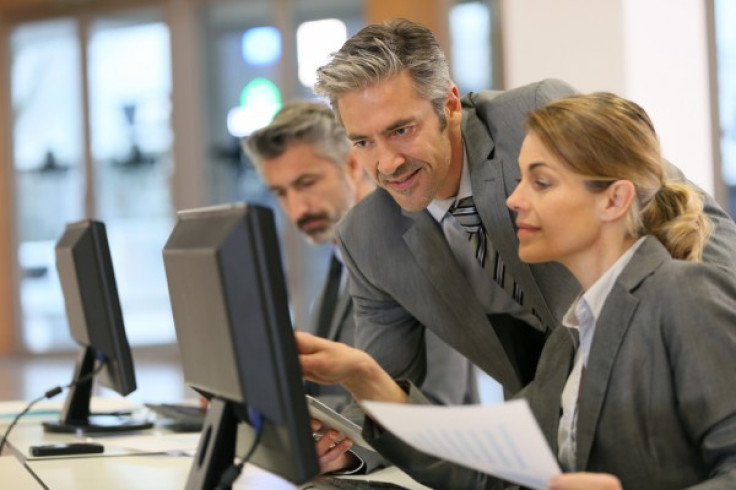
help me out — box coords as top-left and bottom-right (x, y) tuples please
(376, 143), (406, 177)
(285, 192), (310, 221)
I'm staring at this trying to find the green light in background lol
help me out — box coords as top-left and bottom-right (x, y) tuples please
(240, 77), (281, 107)
(228, 78), (283, 137)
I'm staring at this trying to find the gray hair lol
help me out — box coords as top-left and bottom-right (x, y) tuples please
(242, 101), (351, 170)
(314, 18), (451, 128)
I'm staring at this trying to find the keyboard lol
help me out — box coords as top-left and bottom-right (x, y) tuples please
(145, 403), (207, 432)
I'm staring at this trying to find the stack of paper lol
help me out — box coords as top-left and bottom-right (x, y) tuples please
(361, 399), (560, 490)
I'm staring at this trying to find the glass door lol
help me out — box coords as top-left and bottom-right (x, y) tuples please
(9, 8), (176, 352)
(715, 0), (736, 216)
(201, 0), (364, 326)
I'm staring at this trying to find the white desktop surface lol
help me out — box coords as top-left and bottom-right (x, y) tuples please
(0, 456), (44, 488)
(5, 421), (161, 460)
(2, 398), (432, 490)
(27, 454), (191, 489)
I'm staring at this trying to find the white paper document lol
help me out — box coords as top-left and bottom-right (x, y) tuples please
(360, 398), (560, 490)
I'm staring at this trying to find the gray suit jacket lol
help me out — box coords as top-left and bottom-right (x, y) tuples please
(336, 78), (736, 397)
(367, 237), (736, 489)
(307, 258), (470, 473)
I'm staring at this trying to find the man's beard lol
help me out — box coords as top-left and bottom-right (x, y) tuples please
(297, 212), (333, 243)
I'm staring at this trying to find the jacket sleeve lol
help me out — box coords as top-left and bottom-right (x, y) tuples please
(664, 264), (736, 489)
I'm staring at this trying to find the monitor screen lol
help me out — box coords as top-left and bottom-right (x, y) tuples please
(43, 219), (152, 433)
(163, 203), (318, 488)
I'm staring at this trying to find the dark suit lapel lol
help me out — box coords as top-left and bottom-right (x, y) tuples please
(402, 212), (522, 392)
(325, 288), (351, 342)
(463, 111), (558, 330)
(575, 237), (667, 470)
(313, 254), (342, 339)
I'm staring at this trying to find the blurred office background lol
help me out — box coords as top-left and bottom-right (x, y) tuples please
(0, 0), (733, 400)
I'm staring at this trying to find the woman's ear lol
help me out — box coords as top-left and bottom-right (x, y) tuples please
(600, 180), (636, 222)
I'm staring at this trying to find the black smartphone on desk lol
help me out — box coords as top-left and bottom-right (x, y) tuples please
(30, 442), (104, 457)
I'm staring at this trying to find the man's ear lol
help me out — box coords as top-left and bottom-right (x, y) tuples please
(445, 82), (462, 120)
(600, 180), (636, 222)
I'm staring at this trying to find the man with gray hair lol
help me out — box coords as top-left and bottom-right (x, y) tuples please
(243, 100), (477, 474)
(295, 17), (736, 480)
(244, 102), (371, 408)
(244, 102), (369, 246)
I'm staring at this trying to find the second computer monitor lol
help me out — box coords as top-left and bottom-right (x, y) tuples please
(46, 219), (151, 433)
(163, 203), (318, 488)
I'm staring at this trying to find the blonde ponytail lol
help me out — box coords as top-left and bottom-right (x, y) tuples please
(640, 181), (712, 261)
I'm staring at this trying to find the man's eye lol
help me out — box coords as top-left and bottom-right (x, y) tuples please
(297, 178), (316, 189)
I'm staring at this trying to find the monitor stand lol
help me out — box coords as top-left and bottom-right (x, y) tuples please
(186, 397), (238, 490)
(42, 347), (153, 434)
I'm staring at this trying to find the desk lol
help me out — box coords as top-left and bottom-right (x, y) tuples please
(1, 401), (431, 490)
(0, 456), (44, 488)
(27, 454), (191, 489)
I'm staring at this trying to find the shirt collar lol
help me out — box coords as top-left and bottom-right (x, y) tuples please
(427, 149), (472, 223)
(562, 236), (646, 363)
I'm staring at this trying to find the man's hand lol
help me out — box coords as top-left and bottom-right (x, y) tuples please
(548, 472), (622, 490)
(295, 331), (407, 403)
(296, 331), (370, 387)
(312, 419), (359, 474)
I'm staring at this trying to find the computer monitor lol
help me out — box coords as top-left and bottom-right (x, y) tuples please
(163, 203), (319, 489)
(43, 219), (152, 434)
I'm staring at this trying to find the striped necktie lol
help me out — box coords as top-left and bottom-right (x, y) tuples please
(449, 196), (524, 304)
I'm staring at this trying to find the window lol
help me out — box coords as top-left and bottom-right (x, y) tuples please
(450, 1), (494, 93)
(88, 14), (175, 345)
(9, 11), (176, 352)
(715, 0), (736, 216)
(11, 19), (84, 351)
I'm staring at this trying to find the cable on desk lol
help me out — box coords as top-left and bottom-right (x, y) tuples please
(214, 407), (265, 490)
(0, 355), (107, 455)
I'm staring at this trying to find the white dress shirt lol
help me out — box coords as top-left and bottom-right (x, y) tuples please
(557, 237), (645, 470)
